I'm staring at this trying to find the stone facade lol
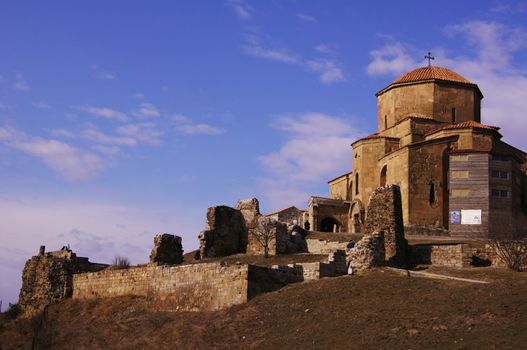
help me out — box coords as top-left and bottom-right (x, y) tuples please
(149, 234), (183, 265)
(265, 206), (305, 226)
(365, 185), (407, 265)
(199, 205), (247, 258)
(19, 246), (106, 314)
(309, 65), (527, 239)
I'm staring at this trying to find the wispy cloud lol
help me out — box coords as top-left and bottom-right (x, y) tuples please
(135, 103), (160, 118)
(366, 42), (417, 76)
(258, 113), (363, 208)
(90, 64), (116, 81)
(243, 35), (346, 84)
(81, 126), (137, 146)
(0, 125), (105, 181)
(314, 43), (337, 55)
(306, 59), (345, 84)
(225, 0), (254, 20)
(77, 105), (129, 122)
(117, 122), (164, 145)
(173, 114), (226, 135)
(243, 36), (301, 65)
(296, 13), (317, 23)
(12, 72), (30, 91)
(92, 144), (120, 156)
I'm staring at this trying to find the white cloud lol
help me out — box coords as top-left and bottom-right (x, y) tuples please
(366, 42), (417, 76)
(173, 114), (226, 135)
(77, 105), (129, 122)
(117, 122), (163, 145)
(258, 113), (363, 208)
(244, 40), (301, 65)
(315, 43), (337, 55)
(90, 64), (116, 80)
(0, 125), (105, 181)
(12, 72), (29, 91)
(135, 103), (160, 118)
(225, 0), (254, 20)
(243, 35), (346, 84)
(176, 123), (225, 135)
(81, 126), (137, 146)
(306, 59), (345, 84)
(296, 13), (317, 23)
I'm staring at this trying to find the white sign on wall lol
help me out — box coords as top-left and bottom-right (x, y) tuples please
(461, 209), (482, 225)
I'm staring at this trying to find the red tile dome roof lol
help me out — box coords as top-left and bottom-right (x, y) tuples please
(376, 66), (482, 97)
(392, 66), (473, 85)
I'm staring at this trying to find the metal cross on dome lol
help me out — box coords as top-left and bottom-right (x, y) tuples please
(424, 52), (435, 66)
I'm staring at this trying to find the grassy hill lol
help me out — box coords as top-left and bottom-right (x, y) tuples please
(1, 267), (526, 349)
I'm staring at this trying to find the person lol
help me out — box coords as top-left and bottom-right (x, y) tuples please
(346, 239), (355, 250)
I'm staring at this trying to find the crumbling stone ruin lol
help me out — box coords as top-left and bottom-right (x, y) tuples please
(199, 205), (247, 258)
(364, 185), (407, 266)
(19, 246), (106, 314)
(149, 233), (184, 265)
(347, 231), (385, 272)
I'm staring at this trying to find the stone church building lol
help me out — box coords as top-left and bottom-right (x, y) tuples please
(308, 65), (527, 239)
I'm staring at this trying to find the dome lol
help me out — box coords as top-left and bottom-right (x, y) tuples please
(376, 66), (482, 97)
(392, 66), (473, 85)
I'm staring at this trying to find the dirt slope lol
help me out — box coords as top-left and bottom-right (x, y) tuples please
(1, 267), (526, 349)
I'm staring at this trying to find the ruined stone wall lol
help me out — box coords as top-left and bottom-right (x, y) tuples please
(19, 247), (106, 314)
(411, 244), (472, 268)
(73, 262), (249, 312)
(365, 185), (407, 265)
(199, 205), (247, 258)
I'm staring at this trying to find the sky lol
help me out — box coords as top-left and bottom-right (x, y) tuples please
(1, 0), (527, 305)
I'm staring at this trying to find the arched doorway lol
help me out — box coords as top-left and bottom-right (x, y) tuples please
(348, 200), (365, 233)
(380, 165), (387, 187)
(320, 217), (341, 232)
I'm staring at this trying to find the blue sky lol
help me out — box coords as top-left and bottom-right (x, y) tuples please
(1, 0), (527, 305)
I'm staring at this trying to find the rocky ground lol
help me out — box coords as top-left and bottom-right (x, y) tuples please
(1, 267), (526, 349)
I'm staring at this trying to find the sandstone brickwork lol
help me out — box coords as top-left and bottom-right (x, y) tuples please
(305, 238), (348, 255)
(19, 246), (106, 314)
(411, 243), (472, 268)
(365, 185), (407, 266)
(149, 234), (183, 265)
(73, 262), (249, 311)
(199, 205), (247, 258)
(347, 231), (385, 272)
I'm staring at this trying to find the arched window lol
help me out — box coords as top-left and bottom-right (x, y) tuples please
(384, 115), (387, 129)
(355, 173), (359, 195)
(451, 108), (456, 123)
(380, 165), (387, 187)
(429, 181), (437, 205)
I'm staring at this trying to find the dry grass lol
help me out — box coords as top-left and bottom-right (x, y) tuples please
(2, 267), (527, 349)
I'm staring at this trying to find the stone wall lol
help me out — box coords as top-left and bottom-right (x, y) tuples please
(19, 247), (106, 314)
(199, 205), (247, 258)
(365, 185), (407, 265)
(73, 262), (249, 312)
(347, 231), (385, 272)
(411, 244), (472, 268)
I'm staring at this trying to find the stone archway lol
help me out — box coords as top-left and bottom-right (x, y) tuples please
(348, 199), (365, 233)
(320, 217), (341, 232)
(380, 165), (387, 187)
